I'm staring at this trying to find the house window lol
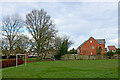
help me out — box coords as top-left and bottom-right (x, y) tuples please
(77, 49), (80, 53)
(92, 46), (94, 49)
(90, 41), (92, 43)
(91, 52), (93, 55)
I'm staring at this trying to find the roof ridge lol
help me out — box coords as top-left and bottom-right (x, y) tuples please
(78, 37), (105, 48)
(79, 37), (95, 47)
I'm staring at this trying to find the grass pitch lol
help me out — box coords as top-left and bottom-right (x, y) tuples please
(2, 59), (118, 78)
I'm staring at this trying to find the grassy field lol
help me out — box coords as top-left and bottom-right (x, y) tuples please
(2, 59), (118, 78)
(23, 58), (37, 61)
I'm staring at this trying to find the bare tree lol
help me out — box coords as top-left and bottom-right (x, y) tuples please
(14, 34), (31, 54)
(25, 9), (57, 60)
(53, 36), (63, 53)
(2, 14), (23, 58)
(1, 38), (9, 56)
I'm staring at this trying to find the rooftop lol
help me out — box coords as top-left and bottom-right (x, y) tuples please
(78, 37), (105, 48)
(107, 46), (116, 51)
(96, 39), (106, 44)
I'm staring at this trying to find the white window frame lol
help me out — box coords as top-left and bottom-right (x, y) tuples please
(91, 52), (93, 55)
(77, 49), (80, 53)
(92, 46), (94, 49)
(90, 41), (92, 43)
(16, 54), (26, 67)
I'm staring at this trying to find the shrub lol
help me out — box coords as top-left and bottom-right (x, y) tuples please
(96, 46), (102, 55)
(2, 56), (20, 59)
(115, 48), (120, 55)
(68, 48), (77, 54)
(2, 58), (23, 68)
(54, 54), (61, 60)
(2, 56), (7, 59)
(106, 51), (114, 59)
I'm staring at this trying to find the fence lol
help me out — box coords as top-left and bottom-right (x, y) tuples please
(61, 54), (118, 60)
(2, 58), (23, 68)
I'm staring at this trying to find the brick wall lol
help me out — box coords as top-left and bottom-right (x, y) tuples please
(80, 37), (105, 55)
(2, 58), (23, 68)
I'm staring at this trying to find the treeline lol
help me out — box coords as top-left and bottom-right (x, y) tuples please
(1, 9), (72, 60)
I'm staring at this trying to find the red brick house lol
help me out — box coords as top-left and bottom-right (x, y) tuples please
(77, 37), (106, 55)
(107, 46), (116, 52)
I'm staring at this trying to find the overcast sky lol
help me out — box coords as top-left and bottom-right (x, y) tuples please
(0, 2), (118, 50)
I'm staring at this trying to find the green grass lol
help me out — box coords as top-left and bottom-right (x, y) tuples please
(2, 59), (118, 78)
(23, 58), (37, 61)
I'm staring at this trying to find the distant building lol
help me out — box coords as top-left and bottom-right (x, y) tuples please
(107, 46), (116, 52)
(77, 37), (106, 55)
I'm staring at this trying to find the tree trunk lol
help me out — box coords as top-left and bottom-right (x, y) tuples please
(36, 55), (41, 61)
(43, 53), (47, 59)
(7, 50), (11, 59)
(7, 55), (9, 59)
(36, 50), (41, 61)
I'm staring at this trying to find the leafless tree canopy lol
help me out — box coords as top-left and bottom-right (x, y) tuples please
(26, 9), (57, 59)
(15, 34), (30, 52)
(2, 14), (24, 58)
(1, 9), (73, 60)
(53, 36), (62, 52)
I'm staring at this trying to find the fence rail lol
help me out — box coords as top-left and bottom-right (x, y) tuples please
(61, 54), (118, 60)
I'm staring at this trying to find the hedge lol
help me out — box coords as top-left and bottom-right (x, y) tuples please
(2, 58), (23, 68)
(2, 56), (20, 59)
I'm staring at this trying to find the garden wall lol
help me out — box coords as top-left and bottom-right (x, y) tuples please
(2, 58), (23, 68)
(61, 54), (118, 60)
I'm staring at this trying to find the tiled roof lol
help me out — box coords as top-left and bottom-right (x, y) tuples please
(79, 41), (86, 47)
(95, 39), (106, 44)
(79, 37), (105, 47)
(107, 46), (116, 51)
